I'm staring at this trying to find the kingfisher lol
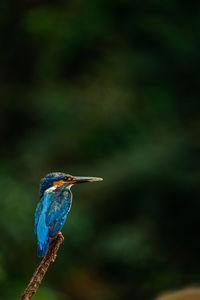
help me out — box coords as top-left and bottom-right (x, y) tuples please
(35, 172), (103, 256)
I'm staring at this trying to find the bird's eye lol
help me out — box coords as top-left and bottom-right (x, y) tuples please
(63, 176), (70, 181)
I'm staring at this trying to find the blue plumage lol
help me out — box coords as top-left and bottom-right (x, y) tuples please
(35, 186), (72, 256)
(46, 188), (72, 237)
(40, 172), (66, 198)
(35, 172), (103, 257)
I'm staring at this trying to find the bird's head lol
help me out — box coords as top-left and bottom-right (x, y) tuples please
(40, 172), (103, 198)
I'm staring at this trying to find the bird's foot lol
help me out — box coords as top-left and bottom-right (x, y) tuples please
(55, 232), (62, 237)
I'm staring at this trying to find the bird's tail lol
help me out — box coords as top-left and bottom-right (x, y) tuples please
(37, 239), (49, 257)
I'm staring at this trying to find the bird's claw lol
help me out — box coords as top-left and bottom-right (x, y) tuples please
(55, 232), (62, 237)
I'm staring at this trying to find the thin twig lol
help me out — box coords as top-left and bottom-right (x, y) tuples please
(21, 233), (64, 300)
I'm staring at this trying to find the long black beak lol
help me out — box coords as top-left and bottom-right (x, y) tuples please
(72, 176), (103, 184)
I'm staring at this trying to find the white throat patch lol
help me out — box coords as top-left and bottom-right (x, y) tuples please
(44, 185), (57, 194)
(44, 184), (73, 194)
(67, 184), (73, 189)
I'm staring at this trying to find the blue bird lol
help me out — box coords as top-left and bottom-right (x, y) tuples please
(35, 172), (103, 256)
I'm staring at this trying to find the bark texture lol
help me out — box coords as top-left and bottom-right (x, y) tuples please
(21, 233), (64, 300)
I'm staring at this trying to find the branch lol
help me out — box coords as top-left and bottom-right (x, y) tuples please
(21, 233), (64, 300)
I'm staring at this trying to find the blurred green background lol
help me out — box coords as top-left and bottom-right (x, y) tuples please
(0, 1), (200, 299)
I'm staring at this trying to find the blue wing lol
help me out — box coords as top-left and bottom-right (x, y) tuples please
(35, 188), (72, 256)
(46, 189), (72, 237)
(35, 193), (53, 256)
(35, 199), (43, 233)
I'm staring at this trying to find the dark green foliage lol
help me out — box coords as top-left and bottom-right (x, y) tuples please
(0, 1), (199, 299)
